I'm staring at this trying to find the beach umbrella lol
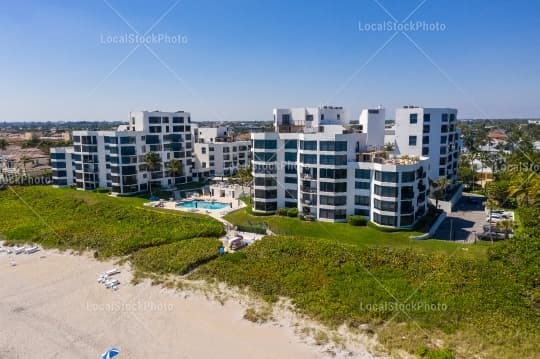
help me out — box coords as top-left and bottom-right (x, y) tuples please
(101, 348), (120, 359)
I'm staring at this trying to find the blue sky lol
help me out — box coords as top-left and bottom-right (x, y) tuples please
(1, 0), (539, 122)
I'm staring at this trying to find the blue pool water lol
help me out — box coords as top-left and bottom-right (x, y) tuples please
(177, 200), (229, 210)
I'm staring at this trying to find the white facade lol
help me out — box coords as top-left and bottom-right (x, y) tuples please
(358, 106), (386, 148)
(192, 125), (252, 177)
(389, 107), (460, 187)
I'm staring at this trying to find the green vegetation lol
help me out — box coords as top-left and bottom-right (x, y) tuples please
(1, 182), (539, 358)
(224, 207), (488, 257)
(131, 237), (222, 275)
(236, 223), (267, 234)
(193, 235), (540, 358)
(0, 186), (223, 257)
(347, 215), (368, 226)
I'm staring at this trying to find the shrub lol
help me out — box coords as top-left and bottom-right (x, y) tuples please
(276, 208), (288, 216)
(348, 215), (367, 226)
(287, 207), (298, 217)
(131, 237), (221, 275)
(236, 224), (267, 234)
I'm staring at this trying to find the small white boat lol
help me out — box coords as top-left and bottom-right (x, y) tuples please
(13, 247), (25, 255)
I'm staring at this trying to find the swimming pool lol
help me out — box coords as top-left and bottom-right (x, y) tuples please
(177, 200), (229, 210)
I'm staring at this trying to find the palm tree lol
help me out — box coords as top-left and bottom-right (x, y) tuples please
(144, 152), (162, 194)
(508, 172), (540, 207)
(167, 159), (183, 180)
(237, 166), (253, 195)
(432, 176), (450, 210)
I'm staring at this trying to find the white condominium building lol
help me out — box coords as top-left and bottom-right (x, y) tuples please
(251, 106), (435, 229)
(51, 111), (253, 195)
(51, 111), (194, 194)
(192, 125), (252, 178)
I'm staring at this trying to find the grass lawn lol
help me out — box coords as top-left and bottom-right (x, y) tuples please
(224, 208), (490, 258)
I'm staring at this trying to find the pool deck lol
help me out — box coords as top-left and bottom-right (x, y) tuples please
(149, 195), (246, 222)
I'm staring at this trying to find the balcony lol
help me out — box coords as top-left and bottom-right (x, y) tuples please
(300, 186), (317, 193)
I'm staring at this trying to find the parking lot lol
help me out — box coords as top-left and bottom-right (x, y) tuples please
(433, 193), (487, 242)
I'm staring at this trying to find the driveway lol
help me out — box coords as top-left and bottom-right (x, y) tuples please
(433, 193), (486, 242)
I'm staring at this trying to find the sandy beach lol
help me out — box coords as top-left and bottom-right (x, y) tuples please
(0, 249), (382, 359)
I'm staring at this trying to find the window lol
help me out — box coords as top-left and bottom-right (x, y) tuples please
(442, 113), (449, 122)
(355, 208), (370, 216)
(374, 185), (398, 197)
(401, 186), (414, 199)
(173, 117), (184, 123)
(409, 136), (417, 146)
(281, 114), (290, 125)
(373, 213), (397, 226)
(441, 125), (448, 133)
(149, 116), (161, 124)
(120, 146), (136, 156)
(401, 201), (414, 214)
(162, 117), (169, 123)
(320, 141), (347, 151)
(284, 140), (298, 149)
(409, 113), (418, 124)
(423, 113), (430, 122)
(441, 135), (447, 143)
(285, 190), (297, 199)
(254, 164), (276, 174)
(320, 196), (347, 206)
(355, 181), (370, 190)
(320, 155), (347, 166)
(254, 189), (277, 199)
(422, 136), (430, 145)
(355, 169), (371, 179)
(285, 152), (297, 162)
(300, 154), (317, 164)
(449, 113), (456, 122)
(401, 171), (415, 183)
(422, 147), (429, 156)
(320, 182), (347, 193)
(254, 201), (277, 212)
(300, 141), (317, 151)
(320, 168), (347, 179)
(375, 171), (398, 183)
(355, 195), (370, 206)
(285, 176), (297, 184)
(319, 209), (346, 220)
(374, 199), (397, 212)
(254, 140), (277, 149)
(423, 125), (430, 134)
(306, 114), (313, 122)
